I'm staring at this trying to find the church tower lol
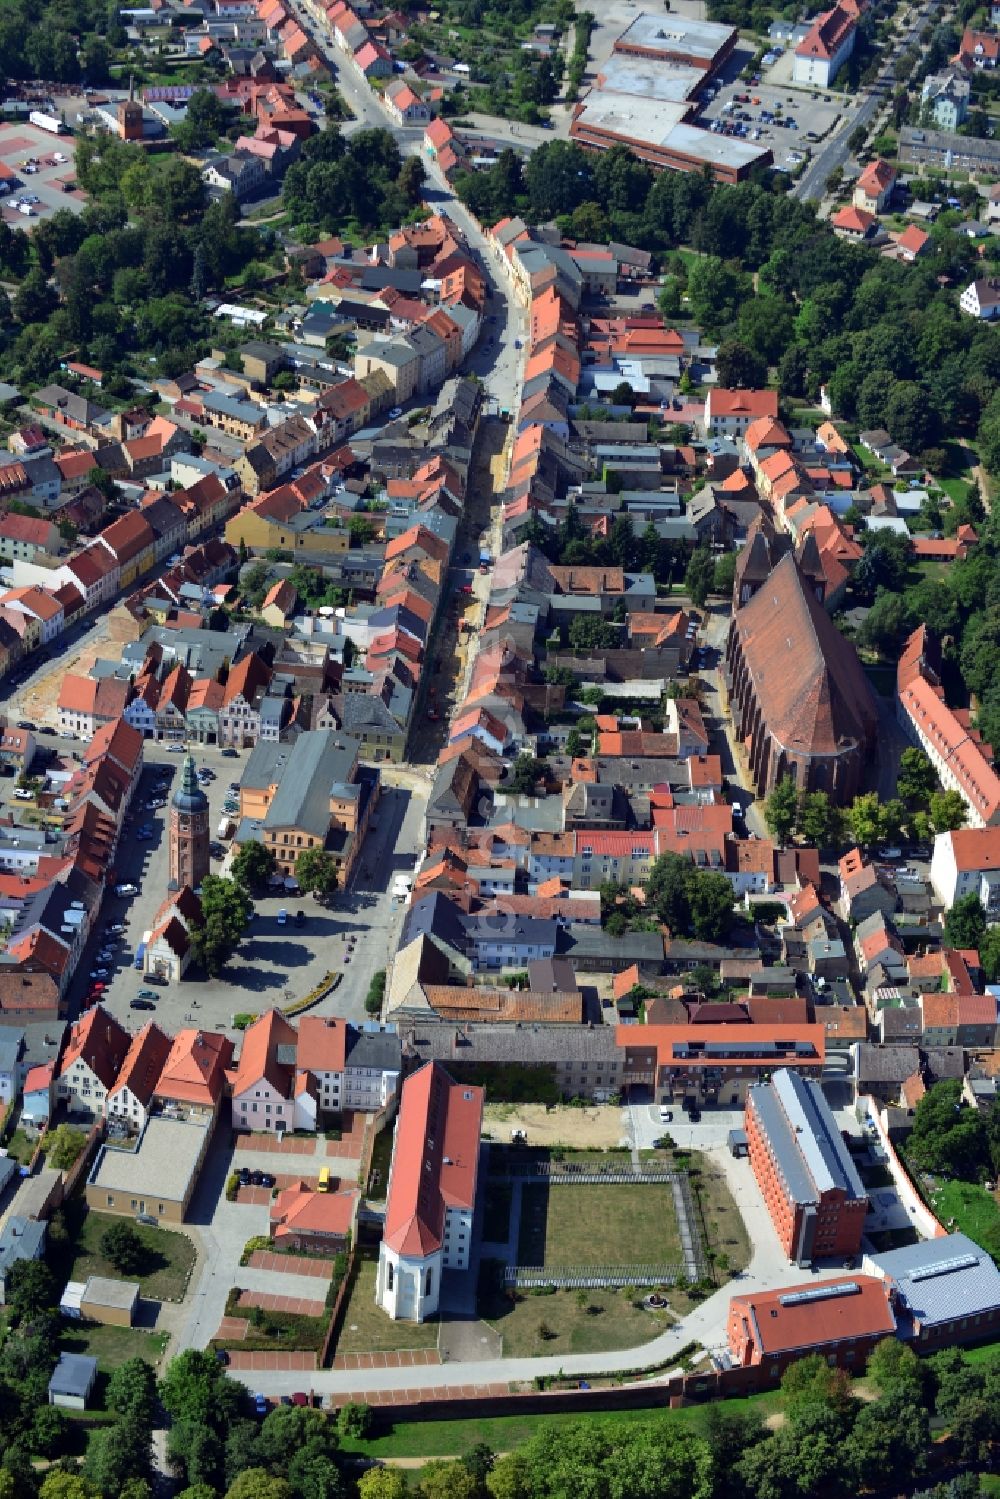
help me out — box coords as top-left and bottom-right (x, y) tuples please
(169, 753), (209, 892)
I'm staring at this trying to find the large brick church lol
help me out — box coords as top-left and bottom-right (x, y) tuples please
(725, 522), (877, 806)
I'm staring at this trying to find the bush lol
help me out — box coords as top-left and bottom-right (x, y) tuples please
(365, 970), (387, 1017)
(226, 1172), (241, 1202)
(43, 1123), (88, 1171)
(339, 1403), (373, 1438)
(240, 1235), (272, 1265)
(233, 1013), (255, 1031)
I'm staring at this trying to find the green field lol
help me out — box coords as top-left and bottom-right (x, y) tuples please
(478, 1281), (680, 1358)
(337, 1392), (787, 1461)
(61, 1323), (169, 1374)
(57, 1206), (196, 1303)
(928, 1179), (1000, 1260)
(516, 1183), (681, 1268)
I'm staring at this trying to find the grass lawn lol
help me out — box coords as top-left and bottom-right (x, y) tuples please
(366, 1124), (394, 1199)
(57, 1205), (196, 1303)
(938, 475), (973, 505)
(928, 1179), (1000, 1260)
(334, 1256), (441, 1356)
(689, 1158), (751, 1275)
(61, 1323), (169, 1374)
(338, 1390), (788, 1461)
(516, 1184), (681, 1269)
(479, 1281), (681, 1358)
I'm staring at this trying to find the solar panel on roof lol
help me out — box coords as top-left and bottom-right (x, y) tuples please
(779, 1282), (861, 1308)
(907, 1253), (980, 1282)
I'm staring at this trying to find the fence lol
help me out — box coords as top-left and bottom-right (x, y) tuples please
(505, 1262), (689, 1290)
(318, 1246), (356, 1369)
(499, 1163), (680, 1184)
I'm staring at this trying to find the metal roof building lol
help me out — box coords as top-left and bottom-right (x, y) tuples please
(749, 1068), (865, 1206)
(863, 1232), (1000, 1337)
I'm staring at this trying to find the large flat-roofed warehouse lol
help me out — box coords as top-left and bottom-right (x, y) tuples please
(570, 11), (772, 183)
(612, 12), (738, 71)
(746, 1067), (868, 1266)
(85, 1114), (210, 1223)
(571, 95), (772, 183)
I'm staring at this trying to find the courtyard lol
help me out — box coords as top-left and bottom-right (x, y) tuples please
(516, 1182), (682, 1269)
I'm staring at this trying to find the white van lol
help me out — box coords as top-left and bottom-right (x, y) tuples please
(216, 816), (235, 840)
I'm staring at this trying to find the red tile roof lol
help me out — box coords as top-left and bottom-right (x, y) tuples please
(155, 1029), (234, 1107)
(59, 1004), (130, 1090)
(382, 1062), (483, 1257)
(730, 1275), (893, 1355)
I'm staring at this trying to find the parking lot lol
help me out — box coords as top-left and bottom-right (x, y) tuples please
(0, 121), (87, 227)
(40, 738), (427, 1042)
(696, 76), (853, 171)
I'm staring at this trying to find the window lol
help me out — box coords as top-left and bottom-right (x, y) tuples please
(425, 1268), (433, 1297)
(386, 1262), (393, 1291)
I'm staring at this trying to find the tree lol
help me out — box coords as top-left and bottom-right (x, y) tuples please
(338, 1403), (373, 1438)
(417, 1462), (477, 1499)
(908, 1078), (989, 1180)
(714, 339), (767, 390)
(160, 1349), (244, 1429)
(107, 1357), (157, 1429)
(85, 1421), (151, 1494)
(764, 777), (798, 845)
(225, 1470), (290, 1499)
(713, 553), (736, 598)
(6, 1259), (56, 1323)
(507, 755), (546, 795)
(31, 1405), (70, 1459)
(898, 747), (937, 808)
(101, 1220), (147, 1275)
(294, 847), (339, 898)
(13, 267), (57, 324)
(611, 380), (635, 407)
(943, 892), (987, 951)
(287, 1452), (343, 1499)
(797, 790), (840, 849)
(847, 793), (883, 849)
(358, 1473), (406, 1499)
(40, 1477), (94, 1499)
(462, 1444), (496, 1490)
(231, 840), (276, 892)
(398, 155), (426, 205)
(684, 547), (714, 608)
(567, 615), (619, 650)
(929, 789), (967, 833)
(688, 871), (737, 941)
(190, 876), (253, 977)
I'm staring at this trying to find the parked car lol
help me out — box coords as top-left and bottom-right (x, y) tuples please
(137, 989), (158, 1001)
(12, 788), (32, 801)
(295, 910), (305, 927)
(144, 973), (168, 986)
(277, 908), (287, 925)
(253, 1394), (268, 1417)
(221, 748), (239, 758)
(259, 1173), (275, 1189)
(130, 999), (155, 1011)
(658, 1105), (673, 1124)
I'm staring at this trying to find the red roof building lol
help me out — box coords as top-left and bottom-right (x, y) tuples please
(376, 1062), (483, 1322)
(728, 1276), (895, 1378)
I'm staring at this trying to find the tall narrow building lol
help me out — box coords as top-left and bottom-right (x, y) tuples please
(169, 753), (209, 892)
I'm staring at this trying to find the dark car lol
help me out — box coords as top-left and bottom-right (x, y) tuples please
(145, 973), (168, 986)
(295, 910), (305, 927)
(215, 1349), (230, 1367)
(259, 1173), (275, 1189)
(130, 999), (155, 1011)
(16, 721), (36, 731)
(238, 1168), (252, 1186)
(221, 748), (239, 758)
(250, 1170), (264, 1186)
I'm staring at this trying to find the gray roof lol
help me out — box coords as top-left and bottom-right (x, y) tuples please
(864, 1232), (1000, 1327)
(48, 1352), (97, 1398)
(340, 693), (401, 735)
(243, 730), (357, 839)
(749, 1069), (865, 1208)
(855, 1043), (919, 1083)
(346, 1025), (402, 1072)
(0, 1037), (20, 1076)
(562, 926), (665, 964)
(0, 1159), (21, 1205)
(88, 1116), (210, 1205)
(401, 1022), (619, 1065)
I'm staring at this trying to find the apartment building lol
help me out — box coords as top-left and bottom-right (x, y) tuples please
(745, 1068), (868, 1266)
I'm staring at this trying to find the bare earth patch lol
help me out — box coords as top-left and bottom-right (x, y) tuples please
(482, 1103), (627, 1149)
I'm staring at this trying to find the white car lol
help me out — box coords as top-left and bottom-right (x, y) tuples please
(115, 882), (139, 897)
(12, 788), (32, 800)
(388, 406), (403, 419)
